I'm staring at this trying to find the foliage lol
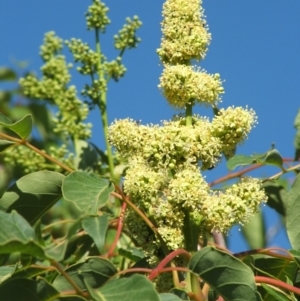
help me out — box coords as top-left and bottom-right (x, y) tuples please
(0, 0), (300, 300)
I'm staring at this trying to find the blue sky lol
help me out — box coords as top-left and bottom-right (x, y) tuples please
(1, 1), (300, 253)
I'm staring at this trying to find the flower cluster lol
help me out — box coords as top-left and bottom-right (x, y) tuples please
(114, 16), (142, 52)
(85, 0), (110, 32)
(157, 0), (211, 64)
(20, 32), (92, 140)
(108, 0), (266, 282)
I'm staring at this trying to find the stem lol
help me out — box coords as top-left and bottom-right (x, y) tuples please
(186, 101), (193, 126)
(0, 132), (74, 173)
(94, 28), (115, 179)
(52, 260), (86, 298)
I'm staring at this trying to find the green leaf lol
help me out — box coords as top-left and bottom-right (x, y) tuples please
(263, 180), (288, 216)
(0, 67), (17, 81)
(159, 293), (183, 301)
(82, 215), (108, 254)
(62, 171), (114, 214)
(11, 265), (51, 280)
(0, 211), (45, 258)
(118, 247), (145, 262)
(254, 258), (297, 283)
(74, 140), (100, 171)
(264, 149), (283, 168)
(286, 173), (300, 250)
(0, 171), (64, 225)
(0, 112), (32, 139)
(44, 240), (68, 262)
(189, 246), (261, 301)
(227, 155), (255, 170)
(0, 278), (60, 301)
(261, 283), (292, 301)
(0, 140), (15, 153)
(53, 257), (117, 292)
(91, 274), (160, 301)
(0, 266), (16, 284)
(241, 209), (266, 249)
(227, 149), (283, 171)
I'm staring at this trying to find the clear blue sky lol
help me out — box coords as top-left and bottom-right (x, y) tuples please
(1, 1), (300, 253)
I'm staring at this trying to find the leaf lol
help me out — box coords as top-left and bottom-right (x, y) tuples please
(0, 140), (15, 153)
(189, 246), (261, 301)
(264, 149), (283, 168)
(0, 266), (16, 284)
(286, 173), (300, 250)
(82, 215), (108, 254)
(261, 283), (292, 301)
(254, 258), (297, 283)
(62, 171), (114, 214)
(11, 265), (51, 280)
(227, 149), (283, 171)
(263, 180), (288, 216)
(0, 67), (17, 81)
(53, 257), (117, 292)
(0, 112), (32, 139)
(90, 274), (160, 301)
(0, 210), (45, 258)
(74, 140), (100, 171)
(159, 293), (183, 301)
(44, 240), (68, 262)
(0, 171), (64, 225)
(118, 247), (145, 262)
(227, 155), (255, 170)
(241, 209), (266, 249)
(0, 278), (60, 301)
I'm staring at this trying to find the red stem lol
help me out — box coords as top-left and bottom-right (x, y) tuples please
(255, 276), (300, 296)
(148, 249), (191, 280)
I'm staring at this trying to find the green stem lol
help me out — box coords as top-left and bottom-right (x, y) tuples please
(185, 101), (193, 126)
(95, 28), (115, 179)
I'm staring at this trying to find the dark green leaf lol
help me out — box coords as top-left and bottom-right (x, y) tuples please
(286, 173), (300, 250)
(75, 140), (99, 171)
(62, 171), (114, 214)
(241, 209), (266, 249)
(53, 257), (117, 291)
(11, 265), (51, 280)
(159, 293), (183, 301)
(264, 149), (283, 168)
(0, 171), (64, 225)
(0, 278), (59, 301)
(227, 155), (255, 170)
(189, 246), (261, 301)
(118, 247), (144, 262)
(169, 288), (189, 300)
(0, 67), (17, 81)
(92, 274), (160, 301)
(82, 215), (108, 254)
(261, 283), (292, 301)
(0, 210), (45, 258)
(263, 180), (287, 216)
(254, 258), (297, 282)
(0, 112), (32, 139)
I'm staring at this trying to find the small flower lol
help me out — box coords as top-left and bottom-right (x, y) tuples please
(85, 0), (110, 32)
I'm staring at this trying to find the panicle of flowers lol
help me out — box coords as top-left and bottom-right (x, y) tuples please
(114, 16), (142, 53)
(108, 0), (267, 279)
(85, 0), (110, 32)
(159, 65), (224, 108)
(19, 32), (92, 140)
(157, 0), (211, 64)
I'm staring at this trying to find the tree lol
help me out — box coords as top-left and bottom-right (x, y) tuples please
(0, 0), (299, 300)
